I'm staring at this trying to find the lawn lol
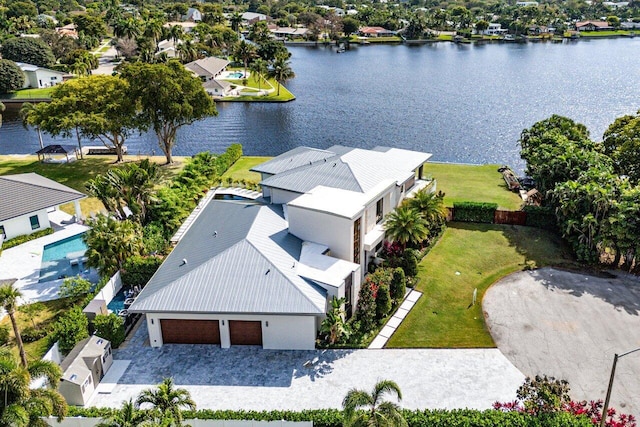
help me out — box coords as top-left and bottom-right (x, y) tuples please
(386, 222), (576, 348)
(221, 70), (296, 102)
(426, 162), (523, 210)
(0, 155), (186, 216)
(221, 156), (270, 182)
(0, 297), (80, 361)
(578, 30), (634, 37)
(1, 87), (54, 100)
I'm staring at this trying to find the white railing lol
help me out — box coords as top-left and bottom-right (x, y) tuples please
(89, 271), (122, 306)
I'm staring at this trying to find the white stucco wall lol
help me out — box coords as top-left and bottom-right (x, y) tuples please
(145, 313), (317, 350)
(0, 208), (50, 240)
(24, 69), (64, 88)
(269, 188), (304, 205)
(287, 206), (355, 263)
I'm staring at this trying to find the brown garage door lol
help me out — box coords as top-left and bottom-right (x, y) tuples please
(160, 319), (220, 344)
(229, 320), (263, 346)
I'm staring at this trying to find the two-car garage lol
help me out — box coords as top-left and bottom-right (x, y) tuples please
(159, 319), (262, 346)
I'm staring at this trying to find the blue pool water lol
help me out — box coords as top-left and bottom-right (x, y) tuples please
(229, 72), (243, 78)
(214, 194), (252, 201)
(39, 233), (97, 283)
(107, 288), (127, 313)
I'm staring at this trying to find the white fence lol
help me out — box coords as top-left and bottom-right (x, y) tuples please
(42, 341), (61, 365)
(89, 271), (122, 306)
(45, 418), (312, 427)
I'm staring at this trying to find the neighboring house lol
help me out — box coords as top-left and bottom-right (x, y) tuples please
(476, 23), (508, 35)
(185, 7), (202, 22)
(0, 173), (84, 242)
(603, 1), (629, 8)
(318, 5), (346, 16)
(203, 78), (232, 97)
(358, 26), (396, 37)
(185, 57), (230, 82)
(157, 39), (179, 58)
(621, 21), (640, 29)
(16, 62), (66, 89)
(130, 146), (432, 350)
(56, 23), (78, 38)
(270, 26), (309, 39)
(527, 25), (553, 35)
(241, 12), (271, 24)
(164, 21), (198, 33)
(37, 14), (58, 25)
(575, 20), (614, 31)
(516, 1), (538, 5)
(59, 336), (113, 406)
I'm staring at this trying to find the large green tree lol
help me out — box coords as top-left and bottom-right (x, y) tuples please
(603, 110), (640, 184)
(0, 59), (25, 94)
(84, 215), (144, 277)
(342, 380), (407, 427)
(28, 75), (136, 162)
(135, 378), (196, 426)
(120, 61), (217, 164)
(0, 280), (28, 367)
(0, 350), (67, 426)
(0, 37), (55, 68)
(384, 205), (429, 248)
(233, 40), (257, 78)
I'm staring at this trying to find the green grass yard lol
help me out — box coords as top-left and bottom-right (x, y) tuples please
(221, 70), (296, 102)
(221, 156), (270, 182)
(386, 222), (576, 348)
(1, 87), (54, 99)
(426, 163), (523, 210)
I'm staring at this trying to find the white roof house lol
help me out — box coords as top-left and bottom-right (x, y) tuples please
(16, 62), (66, 89)
(131, 145), (432, 351)
(185, 57), (230, 81)
(185, 7), (202, 21)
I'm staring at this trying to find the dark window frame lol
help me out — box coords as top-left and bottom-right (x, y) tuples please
(29, 215), (40, 230)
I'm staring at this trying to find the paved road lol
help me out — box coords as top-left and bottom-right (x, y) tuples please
(484, 267), (640, 416)
(88, 321), (524, 411)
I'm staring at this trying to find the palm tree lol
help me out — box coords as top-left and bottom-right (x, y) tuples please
(19, 103), (44, 151)
(249, 58), (268, 91)
(406, 190), (447, 227)
(135, 378), (196, 426)
(342, 380), (407, 427)
(84, 215), (144, 277)
(177, 38), (198, 63)
(269, 57), (295, 96)
(233, 40), (256, 78)
(144, 18), (164, 51)
(229, 11), (243, 35)
(0, 350), (67, 426)
(97, 399), (146, 427)
(384, 206), (429, 249)
(320, 297), (349, 345)
(0, 280), (28, 367)
(169, 24), (184, 44)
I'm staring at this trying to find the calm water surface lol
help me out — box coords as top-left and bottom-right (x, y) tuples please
(1, 38), (639, 170)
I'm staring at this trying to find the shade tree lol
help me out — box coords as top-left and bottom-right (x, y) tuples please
(0, 37), (55, 68)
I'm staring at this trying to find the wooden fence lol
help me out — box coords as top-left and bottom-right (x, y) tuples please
(446, 208), (528, 226)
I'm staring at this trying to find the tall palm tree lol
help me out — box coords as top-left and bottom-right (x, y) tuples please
(229, 11), (243, 35)
(135, 378), (196, 426)
(19, 103), (44, 150)
(342, 380), (407, 427)
(249, 58), (268, 91)
(169, 24), (184, 44)
(269, 57), (295, 96)
(84, 215), (144, 276)
(384, 206), (429, 249)
(233, 40), (256, 78)
(406, 190), (447, 227)
(0, 350), (67, 426)
(97, 399), (146, 427)
(0, 280), (28, 367)
(144, 18), (164, 51)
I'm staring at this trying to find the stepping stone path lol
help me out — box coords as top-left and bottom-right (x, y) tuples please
(369, 290), (422, 349)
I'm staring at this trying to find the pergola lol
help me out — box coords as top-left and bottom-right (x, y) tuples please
(35, 145), (80, 163)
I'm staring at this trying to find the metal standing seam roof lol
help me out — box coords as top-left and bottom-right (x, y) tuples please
(0, 173), (85, 222)
(260, 159), (364, 194)
(250, 146), (340, 175)
(129, 200), (326, 315)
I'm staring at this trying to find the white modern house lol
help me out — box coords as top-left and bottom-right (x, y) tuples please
(185, 7), (202, 21)
(0, 173), (84, 242)
(59, 335), (113, 406)
(16, 62), (66, 89)
(129, 146), (432, 350)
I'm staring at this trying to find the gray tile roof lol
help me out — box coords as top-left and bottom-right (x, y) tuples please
(0, 173), (85, 222)
(129, 200), (326, 315)
(185, 57), (230, 78)
(251, 146), (338, 175)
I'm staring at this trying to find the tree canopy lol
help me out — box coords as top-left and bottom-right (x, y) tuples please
(0, 59), (25, 94)
(0, 37), (55, 68)
(603, 110), (640, 184)
(120, 61), (217, 164)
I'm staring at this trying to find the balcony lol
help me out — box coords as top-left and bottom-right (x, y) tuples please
(405, 179), (435, 199)
(363, 222), (385, 251)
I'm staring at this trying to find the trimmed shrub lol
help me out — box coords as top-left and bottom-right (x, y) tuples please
(0, 59), (25, 93)
(51, 306), (89, 354)
(93, 313), (125, 348)
(21, 326), (49, 343)
(355, 281), (376, 333)
(401, 249), (419, 277)
(58, 276), (92, 299)
(2, 228), (53, 250)
(390, 267), (406, 302)
(523, 205), (558, 231)
(375, 283), (391, 321)
(452, 202), (498, 223)
(121, 255), (162, 287)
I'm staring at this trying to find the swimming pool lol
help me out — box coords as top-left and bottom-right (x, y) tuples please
(228, 72), (243, 79)
(39, 233), (97, 283)
(107, 288), (127, 313)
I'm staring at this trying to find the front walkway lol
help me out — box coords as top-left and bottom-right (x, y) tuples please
(0, 210), (88, 304)
(369, 290), (422, 349)
(88, 320), (524, 411)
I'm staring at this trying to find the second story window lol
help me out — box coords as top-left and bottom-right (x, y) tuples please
(376, 198), (384, 223)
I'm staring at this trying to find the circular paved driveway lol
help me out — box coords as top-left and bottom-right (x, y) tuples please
(483, 267), (640, 416)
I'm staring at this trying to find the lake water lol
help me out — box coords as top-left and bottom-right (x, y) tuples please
(1, 38), (639, 170)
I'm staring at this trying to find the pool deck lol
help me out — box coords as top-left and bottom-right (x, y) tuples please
(0, 210), (88, 307)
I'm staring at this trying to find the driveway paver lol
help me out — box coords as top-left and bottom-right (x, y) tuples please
(88, 320), (525, 411)
(483, 267), (640, 416)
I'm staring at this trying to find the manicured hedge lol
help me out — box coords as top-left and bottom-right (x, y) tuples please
(2, 227), (53, 250)
(67, 408), (592, 427)
(121, 255), (162, 287)
(452, 202), (498, 223)
(523, 205), (558, 231)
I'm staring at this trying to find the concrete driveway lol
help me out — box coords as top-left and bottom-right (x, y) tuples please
(88, 321), (524, 411)
(483, 267), (640, 416)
